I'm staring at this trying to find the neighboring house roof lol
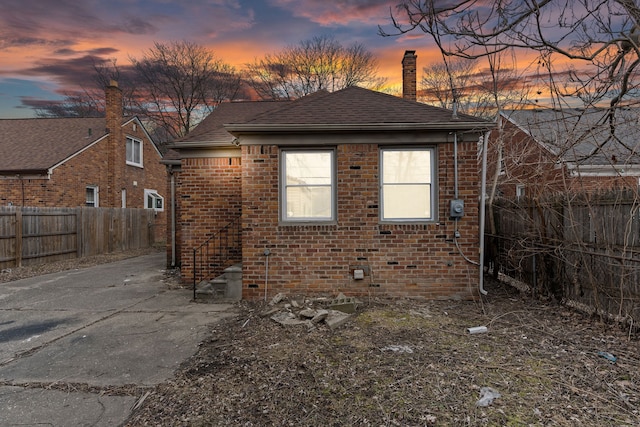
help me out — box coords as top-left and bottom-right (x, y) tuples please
(0, 117), (107, 174)
(226, 86), (490, 133)
(0, 116), (159, 174)
(504, 108), (640, 171)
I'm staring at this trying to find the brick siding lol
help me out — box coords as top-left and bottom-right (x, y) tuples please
(177, 156), (242, 280)
(241, 141), (480, 300)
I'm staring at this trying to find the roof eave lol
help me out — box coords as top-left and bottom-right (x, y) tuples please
(225, 122), (494, 135)
(567, 163), (640, 175)
(169, 140), (238, 150)
(0, 169), (49, 176)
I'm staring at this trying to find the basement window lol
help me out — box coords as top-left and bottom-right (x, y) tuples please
(126, 136), (143, 167)
(144, 189), (164, 212)
(280, 149), (335, 222)
(380, 147), (436, 222)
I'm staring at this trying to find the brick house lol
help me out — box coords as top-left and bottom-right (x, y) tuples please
(490, 108), (640, 199)
(168, 51), (493, 300)
(0, 82), (167, 240)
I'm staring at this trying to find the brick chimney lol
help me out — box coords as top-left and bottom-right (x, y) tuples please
(402, 50), (417, 102)
(105, 80), (123, 207)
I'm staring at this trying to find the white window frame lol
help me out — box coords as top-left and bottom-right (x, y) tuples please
(280, 148), (336, 223)
(126, 136), (143, 167)
(380, 147), (436, 222)
(516, 184), (525, 200)
(144, 189), (164, 212)
(498, 146), (506, 176)
(86, 186), (99, 207)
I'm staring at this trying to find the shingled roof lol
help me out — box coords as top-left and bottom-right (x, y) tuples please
(176, 100), (287, 147)
(0, 117), (108, 173)
(226, 86), (490, 133)
(505, 108), (640, 167)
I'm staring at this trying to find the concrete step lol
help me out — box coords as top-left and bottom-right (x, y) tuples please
(195, 264), (242, 302)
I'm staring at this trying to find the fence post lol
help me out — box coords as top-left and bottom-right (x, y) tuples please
(76, 207), (83, 258)
(15, 209), (22, 267)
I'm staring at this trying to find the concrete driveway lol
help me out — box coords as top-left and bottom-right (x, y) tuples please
(0, 252), (236, 426)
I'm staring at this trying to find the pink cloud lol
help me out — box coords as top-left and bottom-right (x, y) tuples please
(270, 0), (393, 26)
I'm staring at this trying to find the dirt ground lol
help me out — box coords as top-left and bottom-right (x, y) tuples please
(3, 253), (639, 426)
(125, 278), (639, 427)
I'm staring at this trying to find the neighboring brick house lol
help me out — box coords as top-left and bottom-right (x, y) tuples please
(490, 108), (640, 199)
(169, 52), (493, 300)
(0, 82), (167, 241)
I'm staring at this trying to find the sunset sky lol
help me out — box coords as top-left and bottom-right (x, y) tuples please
(0, 0), (445, 118)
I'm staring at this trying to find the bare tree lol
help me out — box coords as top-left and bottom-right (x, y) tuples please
(420, 57), (476, 110)
(383, 1), (640, 317)
(420, 54), (527, 118)
(382, 1), (640, 111)
(131, 40), (242, 140)
(245, 35), (386, 100)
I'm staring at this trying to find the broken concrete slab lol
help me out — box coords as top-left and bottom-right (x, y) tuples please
(269, 293), (286, 306)
(259, 306), (281, 318)
(270, 311), (310, 327)
(299, 308), (317, 319)
(311, 309), (329, 324)
(325, 310), (352, 330)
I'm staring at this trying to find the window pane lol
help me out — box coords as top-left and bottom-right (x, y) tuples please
(134, 141), (141, 164)
(127, 138), (142, 165)
(86, 189), (94, 205)
(285, 152), (331, 185)
(282, 150), (333, 221)
(285, 186), (332, 218)
(382, 150), (431, 184)
(126, 140), (133, 162)
(381, 148), (434, 221)
(383, 184), (430, 219)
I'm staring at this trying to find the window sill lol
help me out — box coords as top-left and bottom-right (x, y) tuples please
(277, 222), (338, 231)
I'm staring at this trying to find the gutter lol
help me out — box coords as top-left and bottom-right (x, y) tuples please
(225, 122), (494, 134)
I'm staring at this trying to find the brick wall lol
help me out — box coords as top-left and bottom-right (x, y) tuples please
(106, 82), (124, 208)
(241, 141), (481, 300)
(177, 156), (242, 280)
(0, 120), (167, 242)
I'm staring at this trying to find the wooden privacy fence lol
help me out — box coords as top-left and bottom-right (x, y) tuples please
(0, 206), (157, 269)
(486, 190), (640, 323)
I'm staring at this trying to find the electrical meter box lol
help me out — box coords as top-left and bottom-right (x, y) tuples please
(450, 199), (464, 218)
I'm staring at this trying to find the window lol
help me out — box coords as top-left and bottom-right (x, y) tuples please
(126, 137), (143, 167)
(380, 148), (435, 221)
(144, 189), (164, 212)
(516, 184), (525, 200)
(86, 186), (99, 207)
(281, 149), (335, 222)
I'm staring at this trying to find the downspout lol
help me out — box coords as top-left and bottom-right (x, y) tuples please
(170, 166), (176, 267)
(478, 131), (490, 296)
(19, 175), (25, 206)
(453, 132), (459, 200)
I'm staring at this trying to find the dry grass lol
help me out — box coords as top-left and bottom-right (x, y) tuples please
(126, 279), (640, 426)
